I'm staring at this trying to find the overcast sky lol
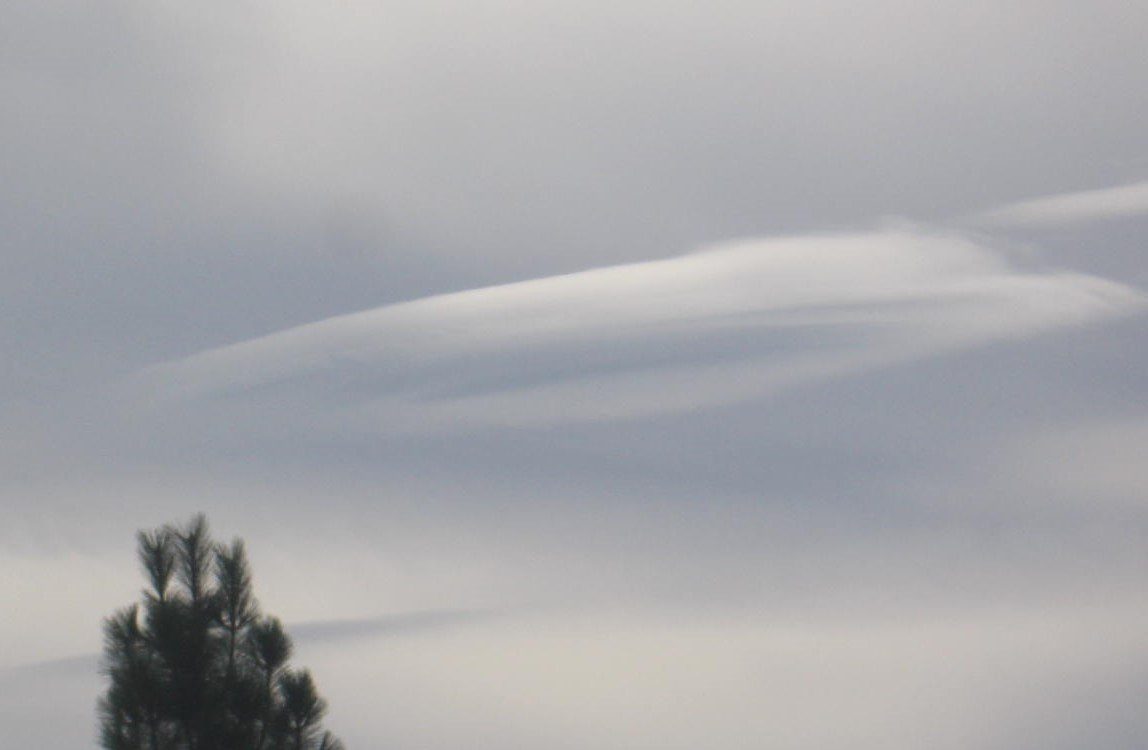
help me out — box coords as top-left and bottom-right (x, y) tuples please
(3, 1), (1148, 748)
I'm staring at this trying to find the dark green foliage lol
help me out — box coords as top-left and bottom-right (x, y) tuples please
(98, 515), (344, 750)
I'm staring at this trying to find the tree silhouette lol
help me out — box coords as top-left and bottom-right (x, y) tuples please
(98, 515), (344, 750)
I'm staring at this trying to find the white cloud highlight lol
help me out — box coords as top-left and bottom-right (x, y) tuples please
(137, 226), (1143, 430)
(968, 180), (1148, 227)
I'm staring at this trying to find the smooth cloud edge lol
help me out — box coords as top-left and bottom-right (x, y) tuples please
(964, 180), (1148, 228)
(129, 225), (1147, 432)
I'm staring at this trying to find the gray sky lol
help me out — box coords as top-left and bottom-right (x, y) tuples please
(3, 1), (1148, 747)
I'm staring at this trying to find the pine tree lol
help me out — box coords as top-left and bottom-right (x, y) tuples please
(98, 515), (344, 750)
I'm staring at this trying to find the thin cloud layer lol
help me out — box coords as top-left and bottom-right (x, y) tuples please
(968, 180), (1148, 228)
(139, 226), (1143, 431)
(310, 605), (1148, 750)
(6, 2), (1148, 748)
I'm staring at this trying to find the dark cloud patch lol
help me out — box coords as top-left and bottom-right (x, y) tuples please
(292, 609), (498, 644)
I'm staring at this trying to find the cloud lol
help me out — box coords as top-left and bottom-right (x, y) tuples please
(5, 3), (1148, 747)
(0, 609), (487, 675)
(291, 609), (496, 643)
(136, 225), (1143, 432)
(0, 653), (97, 678)
(310, 605), (1148, 750)
(9, 603), (1148, 750)
(967, 180), (1148, 228)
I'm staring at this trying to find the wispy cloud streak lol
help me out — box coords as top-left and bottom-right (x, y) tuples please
(967, 180), (1148, 227)
(292, 610), (496, 643)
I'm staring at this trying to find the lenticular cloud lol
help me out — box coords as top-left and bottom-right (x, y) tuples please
(137, 226), (1143, 431)
(968, 180), (1148, 228)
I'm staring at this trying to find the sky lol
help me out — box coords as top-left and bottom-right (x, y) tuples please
(2, 1), (1148, 747)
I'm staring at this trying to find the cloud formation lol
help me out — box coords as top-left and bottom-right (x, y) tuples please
(5, 2), (1148, 749)
(968, 180), (1148, 228)
(139, 226), (1142, 431)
